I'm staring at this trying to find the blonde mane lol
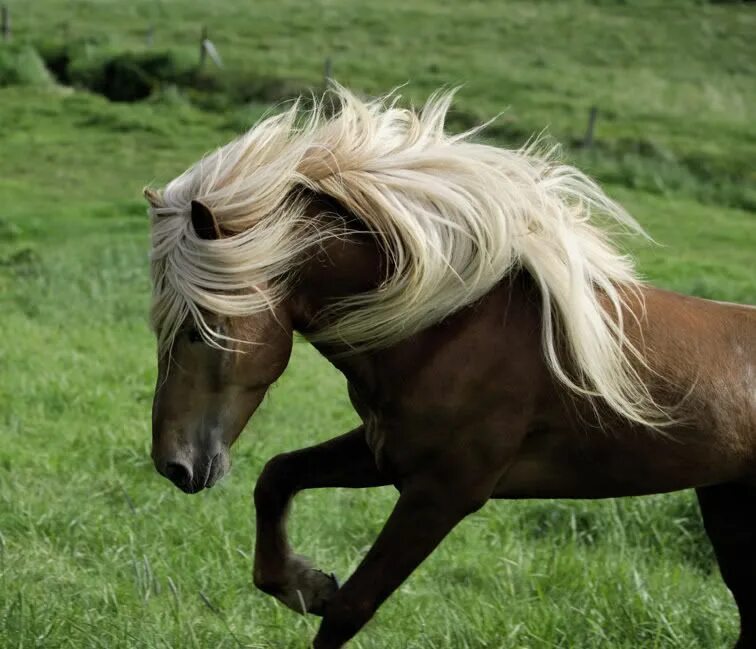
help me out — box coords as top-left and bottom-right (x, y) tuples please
(148, 86), (667, 427)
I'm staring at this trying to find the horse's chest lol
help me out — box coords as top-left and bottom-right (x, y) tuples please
(347, 382), (390, 467)
(363, 410), (386, 461)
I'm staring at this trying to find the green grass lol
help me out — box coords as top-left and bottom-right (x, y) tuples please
(0, 43), (55, 87)
(8, 0), (755, 195)
(0, 1), (754, 647)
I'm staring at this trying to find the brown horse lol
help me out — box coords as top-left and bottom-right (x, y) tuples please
(145, 89), (755, 648)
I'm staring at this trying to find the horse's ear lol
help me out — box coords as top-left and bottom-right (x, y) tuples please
(144, 187), (161, 208)
(191, 200), (222, 240)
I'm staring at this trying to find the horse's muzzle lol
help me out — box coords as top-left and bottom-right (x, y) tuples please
(155, 450), (229, 494)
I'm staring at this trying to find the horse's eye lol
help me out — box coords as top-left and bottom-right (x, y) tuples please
(187, 328), (204, 344)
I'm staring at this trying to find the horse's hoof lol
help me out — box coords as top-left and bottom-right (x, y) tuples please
(273, 557), (339, 617)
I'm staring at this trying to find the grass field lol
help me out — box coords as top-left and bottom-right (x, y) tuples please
(1, 1), (754, 647)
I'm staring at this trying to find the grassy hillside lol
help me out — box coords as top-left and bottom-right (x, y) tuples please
(7, 0), (755, 205)
(0, 1), (754, 647)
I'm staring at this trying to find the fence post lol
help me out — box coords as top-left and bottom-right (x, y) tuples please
(323, 56), (333, 86)
(582, 106), (598, 148)
(199, 26), (208, 67)
(1, 5), (10, 42)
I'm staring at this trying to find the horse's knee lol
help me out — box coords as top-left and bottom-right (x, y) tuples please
(254, 453), (295, 512)
(258, 452), (294, 488)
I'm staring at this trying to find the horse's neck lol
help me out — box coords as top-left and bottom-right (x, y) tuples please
(289, 198), (385, 335)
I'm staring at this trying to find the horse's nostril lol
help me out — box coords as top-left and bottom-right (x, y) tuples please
(164, 461), (193, 489)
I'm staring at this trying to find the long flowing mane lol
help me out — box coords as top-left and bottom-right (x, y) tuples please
(148, 86), (667, 427)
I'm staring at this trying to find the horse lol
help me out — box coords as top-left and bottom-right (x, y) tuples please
(144, 87), (755, 649)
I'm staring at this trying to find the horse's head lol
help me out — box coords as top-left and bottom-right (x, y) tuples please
(149, 200), (294, 493)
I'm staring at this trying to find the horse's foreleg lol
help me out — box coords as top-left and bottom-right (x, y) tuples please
(696, 482), (756, 649)
(253, 426), (389, 615)
(312, 471), (493, 649)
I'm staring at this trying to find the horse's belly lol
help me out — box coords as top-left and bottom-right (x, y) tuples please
(492, 427), (752, 499)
